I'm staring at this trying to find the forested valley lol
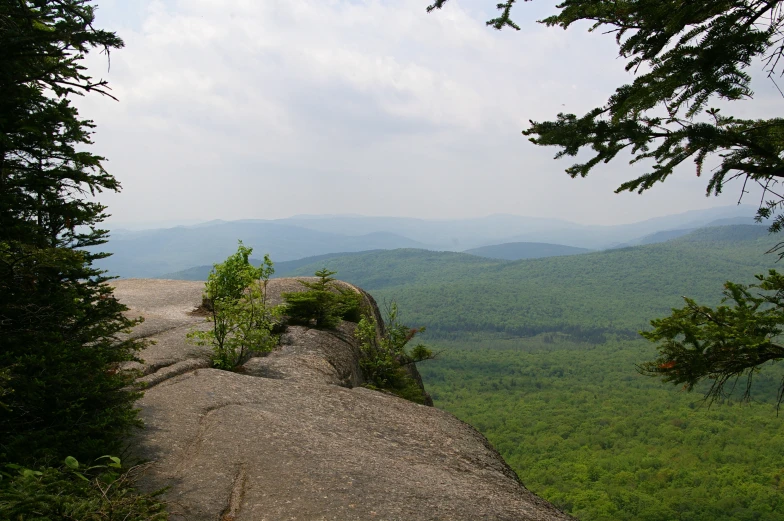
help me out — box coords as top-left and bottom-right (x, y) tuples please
(280, 225), (784, 521)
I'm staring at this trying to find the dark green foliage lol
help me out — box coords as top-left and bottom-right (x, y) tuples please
(1, 0), (123, 247)
(640, 270), (784, 405)
(0, 243), (142, 462)
(0, 1), (143, 465)
(339, 290), (364, 323)
(0, 457), (167, 521)
(427, 0), (522, 31)
(355, 302), (433, 403)
(283, 269), (362, 328)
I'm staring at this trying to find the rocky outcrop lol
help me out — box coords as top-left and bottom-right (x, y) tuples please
(113, 278), (573, 521)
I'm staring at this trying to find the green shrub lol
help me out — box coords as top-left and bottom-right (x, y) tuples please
(355, 302), (434, 403)
(0, 456), (167, 521)
(283, 269), (362, 329)
(189, 242), (281, 370)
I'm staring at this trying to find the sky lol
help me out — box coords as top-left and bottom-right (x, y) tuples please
(75, 0), (781, 228)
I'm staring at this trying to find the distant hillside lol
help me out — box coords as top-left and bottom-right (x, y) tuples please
(637, 228), (694, 245)
(273, 205), (757, 250)
(464, 242), (592, 260)
(161, 251), (382, 281)
(283, 225), (780, 342)
(610, 217), (764, 248)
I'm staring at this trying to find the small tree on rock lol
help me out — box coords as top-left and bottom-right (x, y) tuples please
(283, 269), (362, 329)
(355, 302), (434, 403)
(189, 242), (281, 370)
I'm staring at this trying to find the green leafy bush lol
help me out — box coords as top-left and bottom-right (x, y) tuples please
(0, 456), (167, 521)
(189, 242), (281, 370)
(283, 269), (362, 329)
(355, 302), (433, 403)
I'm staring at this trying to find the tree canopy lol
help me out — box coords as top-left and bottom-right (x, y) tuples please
(428, 0), (784, 404)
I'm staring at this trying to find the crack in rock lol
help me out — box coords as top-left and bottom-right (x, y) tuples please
(219, 464), (247, 521)
(137, 358), (211, 389)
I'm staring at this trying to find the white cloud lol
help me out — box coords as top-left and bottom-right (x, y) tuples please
(76, 0), (767, 226)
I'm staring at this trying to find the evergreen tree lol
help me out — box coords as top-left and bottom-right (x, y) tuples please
(428, 0), (784, 403)
(0, 0), (142, 463)
(283, 269), (363, 329)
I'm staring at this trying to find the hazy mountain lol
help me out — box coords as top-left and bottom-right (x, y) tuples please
(271, 205), (757, 250)
(498, 205), (758, 249)
(610, 216), (765, 248)
(274, 214), (580, 250)
(102, 205), (759, 278)
(463, 242), (593, 260)
(95, 222), (425, 278)
(162, 251), (380, 281)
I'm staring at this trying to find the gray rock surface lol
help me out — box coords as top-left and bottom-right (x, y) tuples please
(113, 279), (210, 375)
(114, 278), (573, 521)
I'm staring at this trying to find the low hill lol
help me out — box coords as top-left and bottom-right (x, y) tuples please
(610, 218), (764, 248)
(161, 251), (381, 281)
(463, 242), (593, 260)
(283, 225), (779, 341)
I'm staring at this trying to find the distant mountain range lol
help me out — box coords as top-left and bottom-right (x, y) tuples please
(161, 251), (377, 281)
(269, 205), (759, 250)
(96, 205), (762, 278)
(95, 225), (423, 278)
(608, 216), (759, 248)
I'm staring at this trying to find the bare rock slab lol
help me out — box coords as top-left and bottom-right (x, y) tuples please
(134, 369), (571, 521)
(112, 279), (211, 373)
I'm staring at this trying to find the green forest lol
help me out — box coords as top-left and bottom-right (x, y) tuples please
(284, 225), (784, 520)
(420, 338), (783, 521)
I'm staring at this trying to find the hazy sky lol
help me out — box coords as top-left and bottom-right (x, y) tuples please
(76, 0), (780, 227)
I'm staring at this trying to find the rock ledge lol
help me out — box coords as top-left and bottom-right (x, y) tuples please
(113, 278), (572, 521)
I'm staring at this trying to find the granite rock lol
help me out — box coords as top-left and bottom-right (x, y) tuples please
(113, 278), (573, 521)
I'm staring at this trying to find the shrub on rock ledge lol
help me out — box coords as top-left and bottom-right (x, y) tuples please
(189, 242), (281, 370)
(282, 269), (362, 329)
